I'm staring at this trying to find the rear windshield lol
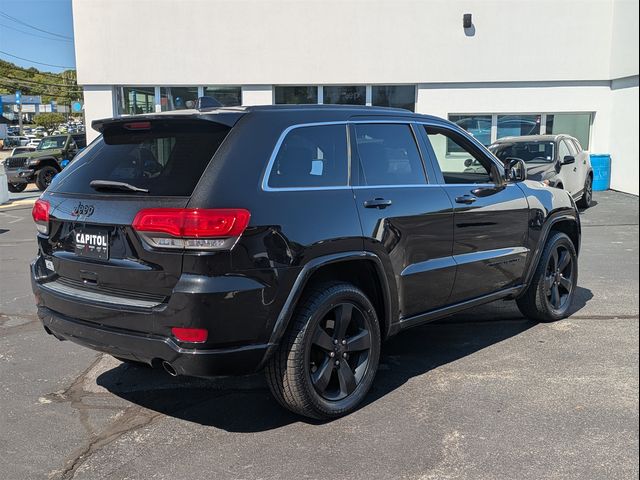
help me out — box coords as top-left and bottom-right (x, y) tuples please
(51, 120), (230, 196)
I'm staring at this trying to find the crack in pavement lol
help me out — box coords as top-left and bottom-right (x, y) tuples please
(46, 356), (164, 480)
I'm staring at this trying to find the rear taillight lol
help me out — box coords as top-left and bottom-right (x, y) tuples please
(32, 199), (50, 235)
(132, 208), (250, 250)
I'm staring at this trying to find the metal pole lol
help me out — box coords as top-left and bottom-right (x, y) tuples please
(18, 101), (23, 135)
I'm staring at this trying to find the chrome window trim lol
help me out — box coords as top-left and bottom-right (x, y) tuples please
(262, 119), (426, 192)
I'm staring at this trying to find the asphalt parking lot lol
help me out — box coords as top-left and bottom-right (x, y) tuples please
(0, 190), (638, 480)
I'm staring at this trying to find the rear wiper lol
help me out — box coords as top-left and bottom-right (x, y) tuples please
(89, 180), (149, 193)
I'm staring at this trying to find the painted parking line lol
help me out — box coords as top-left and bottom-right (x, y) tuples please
(0, 197), (38, 210)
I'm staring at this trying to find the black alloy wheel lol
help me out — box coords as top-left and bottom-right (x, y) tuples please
(266, 282), (381, 419)
(544, 243), (575, 312)
(309, 302), (372, 401)
(517, 232), (578, 322)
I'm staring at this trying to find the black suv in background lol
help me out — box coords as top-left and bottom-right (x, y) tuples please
(5, 133), (87, 192)
(31, 105), (581, 419)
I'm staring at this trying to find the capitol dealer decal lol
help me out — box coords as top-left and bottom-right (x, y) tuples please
(75, 232), (108, 255)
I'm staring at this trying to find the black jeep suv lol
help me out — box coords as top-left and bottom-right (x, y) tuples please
(31, 105), (580, 419)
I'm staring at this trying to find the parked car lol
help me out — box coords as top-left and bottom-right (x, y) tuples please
(27, 138), (42, 148)
(10, 146), (37, 156)
(31, 104), (581, 419)
(489, 135), (593, 208)
(4, 133), (87, 192)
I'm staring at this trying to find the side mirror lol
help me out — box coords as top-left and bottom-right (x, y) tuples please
(505, 158), (527, 182)
(464, 158), (473, 168)
(561, 155), (575, 166)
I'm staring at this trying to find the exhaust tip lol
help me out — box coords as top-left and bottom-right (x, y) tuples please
(162, 361), (178, 377)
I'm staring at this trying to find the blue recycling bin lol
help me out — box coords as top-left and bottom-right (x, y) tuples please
(590, 154), (611, 191)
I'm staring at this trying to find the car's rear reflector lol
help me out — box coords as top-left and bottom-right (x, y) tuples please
(32, 199), (50, 234)
(132, 208), (250, 250)
(171, 327), (208, 343)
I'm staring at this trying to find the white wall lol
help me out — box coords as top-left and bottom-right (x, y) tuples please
(416, 82), (612, 152)
(608, 77), (639, 195)
(610, 0), (639, 80)
(83, 86), (115, 142)
(241, 86), (273, 105)
(72, 0), (614, 86)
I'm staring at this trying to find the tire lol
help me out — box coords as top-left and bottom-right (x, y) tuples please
(8, 182), (27, 193)
(517, 232), (578, 322)
(265, 282), (381, 419)
(577, 175), (593, 209)
(35, 166), (57, 191)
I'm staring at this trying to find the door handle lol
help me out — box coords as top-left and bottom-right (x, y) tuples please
(455, 195), (477, 205)
(364, 198), (393, 209)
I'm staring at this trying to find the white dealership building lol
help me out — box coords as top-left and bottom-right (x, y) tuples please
(72, 0), (639, 195)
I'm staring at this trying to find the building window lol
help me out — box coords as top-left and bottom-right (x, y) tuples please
(546, 113), (592, 150)
(497, 114), (541, 139)
(160, 87), (199, 111)
(115, 86), (155, 115)
(274, 86), (318, 104)
(323, 86), (366, 105)
(204, 86), (242, 106)
(371, 85), (415, 111)
(449, 114), (492, 149)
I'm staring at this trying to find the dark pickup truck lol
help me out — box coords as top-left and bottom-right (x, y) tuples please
(4, 133), (87, 192)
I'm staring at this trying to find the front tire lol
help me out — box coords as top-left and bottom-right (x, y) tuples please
(8, 182), (27, 193)
(265, 282), (381, 419)
(517, 232), (578, 322)
(35, 166), (57, 191)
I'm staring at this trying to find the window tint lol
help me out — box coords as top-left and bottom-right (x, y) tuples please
(372, 86), (416, 111)
(497, 115), (541, 139)
(203, 86), (242, 106)
(424, 126), (493, 184)
(268, 124), (348, 188)
(275, 86), (318, 104)
(354, 124), (426, 186)
(449, 115), (492, 148)
(323, 86), (366, 105)
(52, 120), (230, 196)
(115, 86), (155, 115)
(558, 140), (571, 160)
(545, 113), (591, 149)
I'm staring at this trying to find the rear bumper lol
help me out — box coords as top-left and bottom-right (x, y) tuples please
(38, 306), (270, 376)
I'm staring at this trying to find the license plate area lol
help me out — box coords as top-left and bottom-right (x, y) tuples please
(73, 227), (109, 260)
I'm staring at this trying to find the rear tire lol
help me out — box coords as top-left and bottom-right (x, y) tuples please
(577, 175), (593, 209)
(517, 232), (578, 322)
(8, 182), (27, 193)
(265, 282), (381, 419)
(35, 166), (57, 191)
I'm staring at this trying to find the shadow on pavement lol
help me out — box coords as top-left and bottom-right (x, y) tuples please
(97, 288), (593, 433)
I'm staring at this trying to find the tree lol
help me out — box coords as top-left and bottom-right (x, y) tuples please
(33, 112), (66, 133)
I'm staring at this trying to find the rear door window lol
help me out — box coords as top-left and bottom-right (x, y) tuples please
(354, 123), (426, 186)
(267, 124), (348, 188)
(52, 120), (230, 196)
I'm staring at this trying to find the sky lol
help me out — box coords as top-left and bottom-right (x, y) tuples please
(0, 0), (75, 73)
